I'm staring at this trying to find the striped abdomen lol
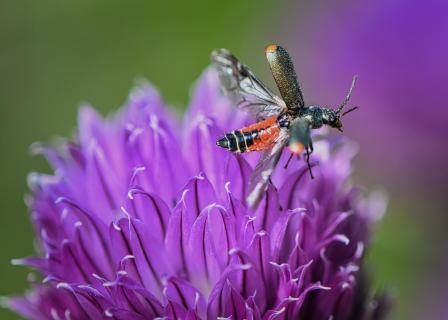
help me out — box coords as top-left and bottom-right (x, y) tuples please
(217, 115), (281, 153)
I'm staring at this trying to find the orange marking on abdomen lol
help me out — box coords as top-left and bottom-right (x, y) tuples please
(240, 116), (281, 152)
(248, 126), (280, 152)
(240, 116), (278, 133)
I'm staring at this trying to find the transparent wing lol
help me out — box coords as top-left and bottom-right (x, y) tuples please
(246, 129), (289, 209)
(211, 48), (286, 120)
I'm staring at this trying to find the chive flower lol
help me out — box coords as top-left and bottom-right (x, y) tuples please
(4, 69), (389, 319)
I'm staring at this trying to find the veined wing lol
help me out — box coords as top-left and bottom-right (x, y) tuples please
(211, 48), (286, 121)
(246, 128), (289, 209)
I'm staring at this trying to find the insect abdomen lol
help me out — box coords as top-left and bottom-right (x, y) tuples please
(217, 116), (281, 153)
(216, 130), (255, 153)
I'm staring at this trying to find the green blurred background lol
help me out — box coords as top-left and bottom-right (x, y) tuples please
(0, 1), (445, 319)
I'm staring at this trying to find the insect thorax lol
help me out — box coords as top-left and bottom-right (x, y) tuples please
(297, 106), (324, 129)
(277, 112), (291, 128)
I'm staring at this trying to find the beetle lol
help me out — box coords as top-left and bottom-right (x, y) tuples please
(212, 44), (358, 208)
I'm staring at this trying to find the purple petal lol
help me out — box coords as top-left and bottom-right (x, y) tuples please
(186, 204), (234, 295)
(182, 114), (231, 190)
(110, 218), (169, 299)
(207, 277), (247, 319)
(165, 277), (206, 318)
(123, 110), (187, 204)
(223, 154), (252, 203)
(165, 300), (188, 319)
(246, 231), (275, 299)
(112, 273), (164, 317)
(253, 185), (282, 233)
(126, 188), (170, 242)
(227, 249), (267, 312)
(165, 175), (216, 274)
(3, 283), (87, 320)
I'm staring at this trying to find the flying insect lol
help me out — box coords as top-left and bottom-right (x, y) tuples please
(212, 44), (358, 209)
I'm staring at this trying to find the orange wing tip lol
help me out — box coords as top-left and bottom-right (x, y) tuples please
(289, 142), (304, 154)
(265, 44), (278, 54)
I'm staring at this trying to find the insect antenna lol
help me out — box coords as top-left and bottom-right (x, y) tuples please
(342, 106), (359, 116)
(336, 75), (357, 114)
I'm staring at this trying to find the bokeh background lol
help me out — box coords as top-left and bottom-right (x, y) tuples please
(1, 0), (446, 319)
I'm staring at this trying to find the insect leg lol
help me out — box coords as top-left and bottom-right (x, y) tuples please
(283, 153), (294, 169)
(308, 138), (314, 155)
(305, 147), (315, 180)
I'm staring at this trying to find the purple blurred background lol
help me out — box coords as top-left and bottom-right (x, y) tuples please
(288, 0), (448, 193)
(281, 0), (448, 318)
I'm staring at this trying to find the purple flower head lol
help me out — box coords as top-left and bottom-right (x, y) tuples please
(4, 69), (389, 319)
